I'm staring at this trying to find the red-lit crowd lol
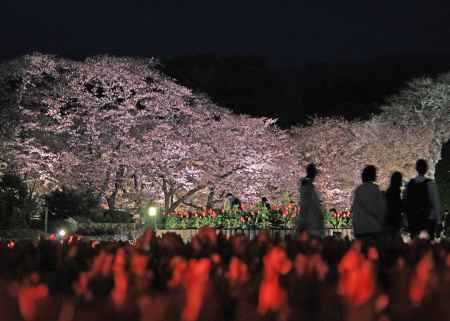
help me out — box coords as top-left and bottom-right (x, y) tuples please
(0, 226), (449, 321)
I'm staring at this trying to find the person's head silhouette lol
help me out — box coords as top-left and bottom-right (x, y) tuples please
(361, 165), (377, 183)
(415, 159), (428, 176)
(306, 163), (318, 179)
(389, 171), (403, 189)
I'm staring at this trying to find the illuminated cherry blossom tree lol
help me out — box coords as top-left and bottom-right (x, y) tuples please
(291, 72), (450, 210)
(4, 54), (446, 213)
(0, 54), (299, 213)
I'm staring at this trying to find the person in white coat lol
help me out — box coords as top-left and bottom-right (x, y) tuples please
(297, 163), (325, 238)
(351, 165), (387, 239)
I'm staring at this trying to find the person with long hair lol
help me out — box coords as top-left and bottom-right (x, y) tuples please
(385, 171), (404, 237)
(297, 163), (325, 238)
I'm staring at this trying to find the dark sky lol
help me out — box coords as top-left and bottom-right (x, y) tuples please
(1, 0), (449, 64)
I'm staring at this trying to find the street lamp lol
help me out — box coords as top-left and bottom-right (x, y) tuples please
(148, 206), (158, 230)
(148, 206), (157, 217)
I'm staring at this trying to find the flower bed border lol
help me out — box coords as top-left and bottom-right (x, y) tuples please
(155, 228), (353, 243)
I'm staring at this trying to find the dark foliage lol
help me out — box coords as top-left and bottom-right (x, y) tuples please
(45, 186), (98, 219)
(0, 172), (35, 228)
(93, 209), (134, 223)
(436, 139), (450, 211)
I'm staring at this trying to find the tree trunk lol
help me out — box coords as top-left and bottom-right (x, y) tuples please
(161, 177), (206, 213)
(133, 172), (141, 193)
(162, 178), (173, 214)
(167, 185), (206, 213)
(106, 195), (116, 211)
(107, 165), (125, 212)
(98, 168), (112, 207)
(182, 201), (203, 210)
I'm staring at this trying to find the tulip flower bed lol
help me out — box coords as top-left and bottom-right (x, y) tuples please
(163, 204), (299, 230)
(0, 228), (449, 321)
(163, 204), (353, 230)
(325, 210), (352, 229)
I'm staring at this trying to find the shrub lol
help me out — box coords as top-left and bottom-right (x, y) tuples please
(45, 186), (98, 219)
(48, 216), (79, 234)
(76, 222), (136, 236)
(93, 210), (134, 223)
(436, 140), (450, 211)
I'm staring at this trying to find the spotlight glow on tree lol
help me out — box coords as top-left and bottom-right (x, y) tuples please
(1, 54), (448, 211)
(0, 54), (299, 212)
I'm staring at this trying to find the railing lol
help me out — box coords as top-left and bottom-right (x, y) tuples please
(155, 228), (353, 242)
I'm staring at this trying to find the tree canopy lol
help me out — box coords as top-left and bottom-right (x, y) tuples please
(0, 54), (298, 212)
(291, 73), (450, 209)
(0, 54), (448, 212)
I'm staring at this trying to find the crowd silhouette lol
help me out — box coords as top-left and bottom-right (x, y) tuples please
(297, 159), (444, 241)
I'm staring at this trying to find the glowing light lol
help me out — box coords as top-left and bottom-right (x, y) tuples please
(148, 206), (157, 217)
(58, 229), (66, 237)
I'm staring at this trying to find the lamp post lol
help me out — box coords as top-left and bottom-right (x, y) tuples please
(58, 229), (66, 240)
(44, 208), (48, 234)
(148, 206), (158, 230)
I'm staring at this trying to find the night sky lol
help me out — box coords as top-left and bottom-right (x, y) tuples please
(1, 0), (450, 64)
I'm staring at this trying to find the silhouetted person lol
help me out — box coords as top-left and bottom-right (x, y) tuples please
(385, 171), (404, 237)
(260, 197), (271, 210)
(233, 195), (241, 209)
(297, 163), (325, 238)
(224, 193), (241, 211)
(351, 165), (387, 239)
(404, 159), (442, 239)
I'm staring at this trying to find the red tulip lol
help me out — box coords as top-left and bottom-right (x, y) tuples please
(258, 247), (291, 316)
(131, 254), (149, 278)
(228, 257), (249, 285)
(111, 270), (128, 308)
(182, 258), (211, 321)
(409, 251), (435, 305)
(168, 256), (188, 288)
(338, 259), (375, 306)
(367, 247), (379, 261)
(258, 278), (286, 315)
(18, 284), (49, 321)
(338, 245), (376, 306)
(295, 254), (308, 276)
(263, 247), (292, 278)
